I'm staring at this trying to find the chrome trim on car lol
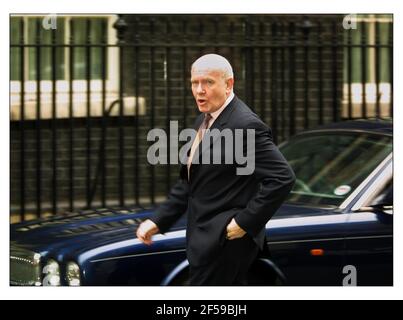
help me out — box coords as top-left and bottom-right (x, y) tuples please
(90, 248), (186, 263)
(161, 259), (190, 286)
(351, 160), (393, 211)
(268, 234), (392, 245)
(91, 233), (393, 263)
(10, 246), (42, 286)
(339, 153), (392, 210)
(290, 128), (392, 138)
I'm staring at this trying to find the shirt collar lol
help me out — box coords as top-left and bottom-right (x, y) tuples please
(209, 91), (235, 121)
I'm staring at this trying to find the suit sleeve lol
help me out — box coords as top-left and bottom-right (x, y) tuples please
(149, 114), (204, 234)
(234, 118), (296, 237)
(149, 179), (189, 234)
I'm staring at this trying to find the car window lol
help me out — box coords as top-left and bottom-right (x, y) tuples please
(280, 132), (392, 207)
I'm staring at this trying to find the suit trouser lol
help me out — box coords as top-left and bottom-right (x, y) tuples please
(189, 235), (259, 286)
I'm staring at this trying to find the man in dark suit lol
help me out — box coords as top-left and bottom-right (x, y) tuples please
(136, 54), (295, 285)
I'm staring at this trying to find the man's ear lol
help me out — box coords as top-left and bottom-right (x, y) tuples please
(226, 78), (234, 93)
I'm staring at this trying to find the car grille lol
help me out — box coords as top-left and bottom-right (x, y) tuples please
(10, 246), (42, 286)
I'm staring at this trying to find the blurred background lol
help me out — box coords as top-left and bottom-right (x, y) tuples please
(10, 14), (393, 221)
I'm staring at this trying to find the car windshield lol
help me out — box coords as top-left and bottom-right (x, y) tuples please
(280, 131), (392, 207)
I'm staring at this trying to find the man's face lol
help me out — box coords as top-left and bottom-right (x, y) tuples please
(190, 68), (233, 113)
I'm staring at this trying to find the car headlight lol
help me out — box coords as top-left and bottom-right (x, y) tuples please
(43, 259), (61, 286)
(66, 262), (81, 286)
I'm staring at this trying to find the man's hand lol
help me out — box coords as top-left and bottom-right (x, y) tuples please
(226, 218), (246, 240)
(136, 219), (159, 245)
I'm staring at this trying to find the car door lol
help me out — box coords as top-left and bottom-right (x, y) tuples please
(267, 208), (349, 286)
(344, 162), (393, 286)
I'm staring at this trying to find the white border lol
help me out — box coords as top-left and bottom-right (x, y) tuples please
(2, 0), (402, 300)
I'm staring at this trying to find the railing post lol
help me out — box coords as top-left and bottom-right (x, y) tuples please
(288, 21), (296, 136)
(85, 18), (92, 209)
(35, 18), (42, 218)
(301, 17), (312, 129)
(271, 21), (278, 143)
(165, 18), (172, 195)
(69, 18), (75, 212)
(259, 19), (266, 122)
(244, 17), (254, 109)
(101, 18), (108, 208)
(51, 23), (58, 215)
(133, 17), (140, 206)
(19, 17), (25, 221)
(149, 17), (156, 205)
(361, 20), (367, 118)
(388, 19), (393, 118)
(113, 15), (128, 207)
(331, 20), (340, 122)
(375, 20), (381, 118)
(317, 21), (324, 125)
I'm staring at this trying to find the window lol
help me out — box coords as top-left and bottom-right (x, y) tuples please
(342, 14), (393, 118)
(11, 17), (65, 81)
(11, 16), (112, 81)
(10, 15), (147, 121)
(280, 132), (392, 207)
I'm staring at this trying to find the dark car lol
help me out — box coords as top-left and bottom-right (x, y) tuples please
(10, 119), (393, 286)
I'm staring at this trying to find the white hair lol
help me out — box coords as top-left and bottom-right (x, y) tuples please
(191, 54), (234, 80)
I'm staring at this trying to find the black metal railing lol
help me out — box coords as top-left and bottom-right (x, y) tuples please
(10, 14), (393, 221)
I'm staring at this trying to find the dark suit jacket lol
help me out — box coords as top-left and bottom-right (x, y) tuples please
(151, 96), (296, 267)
